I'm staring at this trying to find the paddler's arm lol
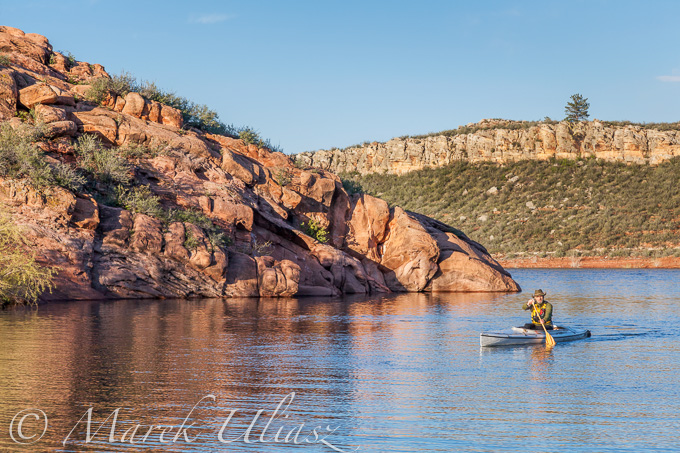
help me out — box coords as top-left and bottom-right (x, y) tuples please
(522, 300), (534, 310)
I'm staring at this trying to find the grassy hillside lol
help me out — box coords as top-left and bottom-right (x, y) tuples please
(340, 157), (680, 259)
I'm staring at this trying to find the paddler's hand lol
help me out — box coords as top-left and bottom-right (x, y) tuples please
(527, 299), (535, 306)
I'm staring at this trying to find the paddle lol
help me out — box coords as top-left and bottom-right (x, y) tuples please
(531, 297), (556, 348)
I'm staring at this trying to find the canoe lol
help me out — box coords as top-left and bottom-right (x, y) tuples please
(480, 326), (591, 347)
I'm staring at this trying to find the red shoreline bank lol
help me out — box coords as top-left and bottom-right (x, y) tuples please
(497, 256), (680, 269)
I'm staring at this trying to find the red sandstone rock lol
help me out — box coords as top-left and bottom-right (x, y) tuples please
(380, 207), (439, 292)
(18, 83), (58, 108)
(0, 68), (18, 119)
(35, 104), (67, 123)
(256, 256), (300, 297)
(0, 26), (52, 64)
(45, 120), (77, 138)
(160, 104), (182, 128)
(71, 197), (99, 230)
(121, 92), (145, 117)
(346, 194), (390, 261)
(130, 214), (163, 254)
(0, 26), (520, 301)
(221, 148), (264, 185)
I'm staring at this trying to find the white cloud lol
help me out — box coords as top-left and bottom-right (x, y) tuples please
(189, 13), (233, 24)
(656, 75), (680, 82)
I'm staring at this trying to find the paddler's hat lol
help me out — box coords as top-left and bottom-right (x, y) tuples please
(533, 289), (546, 298)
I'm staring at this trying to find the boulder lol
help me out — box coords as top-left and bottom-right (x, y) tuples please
(211, 197), (254, 230)
(256, 256), (300, 297)
(45, 120), (77, 138)
(70, 196), (99, 230)
(141, 99), (161, 123)
(52, 86), (75, 106)
(160, 104), (182, 128)
(67, 107), (118, 144)
(312, 244), (369, 294)
(204, 248), (229, 282)
(68, 62), (94, 82)
(380, 207), (439, 291)
(424, 230), (520, 292)
(298, 171), (335, 206)
(221, 148), (264, 185)
(121, 92), (145, 118)
(18, 83), (58, 108)
(34, 104), (67, 123)
(0, 26), (52, 64)
(346, 193), (390, 261)
(224, 251), (259, 297)
(130, 214), (163, 254)
(48, 52), (69, 73)
(70, 84), (90, 99)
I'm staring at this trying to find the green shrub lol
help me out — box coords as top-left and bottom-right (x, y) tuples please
(167, 209), (213, 230)
(75, 134), (131, 185)
(0, 122), (52, 189)
(183, 230), (199, 250)
(302, 219), (329, 243)
(238, 127), (260, 145)
(273, 168), (292, 186)
(62, 51), (77, 68)
(118, 141), (167, 160)
(341, 177), (363, 195)
(0, 213), (55, 306)
(84, 72), (136, 104)
(207, 230), (232, 250)
(0, 54), (10, 66)
(52, 161), (86, 192)
(167, 208), (231, 251)
(114, 185), (164, 217)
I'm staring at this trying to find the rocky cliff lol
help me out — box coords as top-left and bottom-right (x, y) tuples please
(0, 26), (519, 301)
(298, 118), (680, 175)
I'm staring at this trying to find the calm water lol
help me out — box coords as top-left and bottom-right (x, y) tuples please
(1, 269), (679, 452)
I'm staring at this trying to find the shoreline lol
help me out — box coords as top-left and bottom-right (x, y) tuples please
(498, 256), (680, 269)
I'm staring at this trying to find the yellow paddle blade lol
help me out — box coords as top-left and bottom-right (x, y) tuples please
(545, 331), (556, 348)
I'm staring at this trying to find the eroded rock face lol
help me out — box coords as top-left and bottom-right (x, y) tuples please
(299, 119), (680, 175)
(0, 26), (52, 64)
(256, 256), (300, 297)
(379, 207), (439, 292)
(0, 68), (18, 119)
(0, 26), (521, 301)
(346, 194), (390, 261)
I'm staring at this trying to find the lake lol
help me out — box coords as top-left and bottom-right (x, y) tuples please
(1, 269), (679, 452)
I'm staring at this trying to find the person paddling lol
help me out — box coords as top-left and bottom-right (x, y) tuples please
(522, 289), (553, 330)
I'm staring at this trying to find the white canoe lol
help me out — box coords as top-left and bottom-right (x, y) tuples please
(480, 326), (591, 347)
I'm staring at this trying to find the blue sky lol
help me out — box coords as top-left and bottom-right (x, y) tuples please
(3, 0), (680, 153)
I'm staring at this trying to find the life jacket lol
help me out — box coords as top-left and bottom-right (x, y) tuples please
(531, 302), (552, 325)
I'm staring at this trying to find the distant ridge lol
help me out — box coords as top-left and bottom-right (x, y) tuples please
(297, 118), (680, 175)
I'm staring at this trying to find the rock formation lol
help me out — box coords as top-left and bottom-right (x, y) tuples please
(298, 118), (680, 175)
(0, 26), (519, 300)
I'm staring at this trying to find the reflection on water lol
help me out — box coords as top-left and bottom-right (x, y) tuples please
(0, 270), (679, 451)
